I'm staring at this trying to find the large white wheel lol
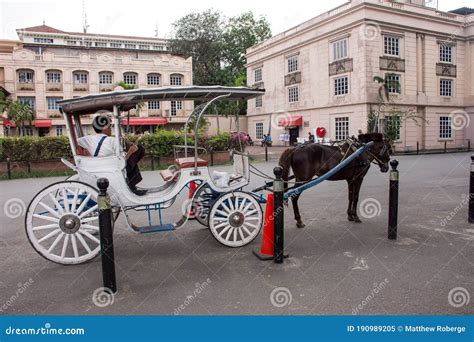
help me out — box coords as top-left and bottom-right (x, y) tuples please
(208, 191), (263, 247)
(193, 185), (218, 226)
(25, 181), (101, 265)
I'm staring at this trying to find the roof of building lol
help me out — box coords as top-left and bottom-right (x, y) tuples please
(448, 7), (474, 15)
(18, 25), (166, 41)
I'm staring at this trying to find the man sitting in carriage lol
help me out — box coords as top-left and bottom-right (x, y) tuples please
(76, 115), (147, 196)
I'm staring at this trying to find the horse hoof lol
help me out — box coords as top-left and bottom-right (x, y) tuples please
(353, 217), (362, 223)
(296, 222), (306, 228)
(347, 216), (354, 222)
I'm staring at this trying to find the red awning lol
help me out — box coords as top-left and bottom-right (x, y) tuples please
(2, 118), (16, 128)
(278, 116), (302, 127)
(121, 117), (168, 126)
(34, 119), (52, 128)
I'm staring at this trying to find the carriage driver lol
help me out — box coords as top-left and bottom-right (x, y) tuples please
(77, 115), (147, 196)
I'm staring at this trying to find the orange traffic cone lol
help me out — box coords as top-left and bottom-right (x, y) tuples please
(253, 193), (275, 260)
(188, 181), (197, 218)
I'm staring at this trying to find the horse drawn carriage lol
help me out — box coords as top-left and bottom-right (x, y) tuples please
(25, 86), (266, 265)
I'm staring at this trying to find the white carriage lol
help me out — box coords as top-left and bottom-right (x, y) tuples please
(25, 86), (266, 265)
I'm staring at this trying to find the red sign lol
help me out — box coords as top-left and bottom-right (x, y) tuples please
(316, 127), (326, 138)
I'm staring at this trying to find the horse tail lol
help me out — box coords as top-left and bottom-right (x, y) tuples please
(279, 148), (294, 191)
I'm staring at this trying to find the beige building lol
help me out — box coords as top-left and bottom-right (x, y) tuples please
(246, 0), (474, 151)
(0, 25), (193, 136)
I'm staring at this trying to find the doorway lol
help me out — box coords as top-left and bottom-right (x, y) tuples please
(289, 127), (299, 145)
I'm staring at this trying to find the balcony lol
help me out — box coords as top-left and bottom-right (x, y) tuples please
(46, 83), (63, 92)
(148, 110), (163, 117)
(99, 85), (114, 92)
(73, 84), (89, 92)
(17, 82), (35, 91)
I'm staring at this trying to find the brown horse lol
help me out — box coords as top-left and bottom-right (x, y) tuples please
(279, 133), (392, 228)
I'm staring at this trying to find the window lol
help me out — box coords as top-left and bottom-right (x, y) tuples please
(384, 116), (401, 140)
(170, 74), (183, 86)
(46, 70), (61, 83)
(255, 123), (264, 140)
(123, 73), (137, 85)
(385, 73), (401, 94)
(99, 72), (113, 85)
(33, 37), (53, 44)
(125, 43), (136, 49)
(110, 42), (122, 48)
(287, 55), (298, 73)
(439, 44), (452, 63)
(288, 86), (299, 103)
(55, 126), (63, 136)
(73, 71), (88, 84)
(47, 97), (62, 110)
(334, 76), (349, 96)
(139, 44), (150, 50)
(440, 79), (453, 97)
(384, 36), (400, 56)
(95, 42), (107, 47)
(332, 38), (348, 61)
(335, 117), (350, 140)
(148, 101), (160, 110)
(254, 68), (262, 82)
(152, 44), (165, 50)
(147, 73), (161, 86)
(439, 116), (452, 139)
(18, 70), (34, 83)
(170, 100), (183, 116)
(255, 96), (263, 108)
(18, 97), (35, 111)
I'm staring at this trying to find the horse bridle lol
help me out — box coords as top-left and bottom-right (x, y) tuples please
(364, 141), (389, 168)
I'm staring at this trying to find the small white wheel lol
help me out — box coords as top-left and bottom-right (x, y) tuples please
(208, 191), (262, 247)
(193, 185), (218, 226)
(25, 181), (101, 265)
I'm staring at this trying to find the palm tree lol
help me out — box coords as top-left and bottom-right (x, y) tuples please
(7, 100), (35, 136)
(369, 74), (401, 134)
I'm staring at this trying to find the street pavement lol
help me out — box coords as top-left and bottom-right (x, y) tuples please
(0, 152), (473, 315)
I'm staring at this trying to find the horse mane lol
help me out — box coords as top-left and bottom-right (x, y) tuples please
(358, 133), (384, 143)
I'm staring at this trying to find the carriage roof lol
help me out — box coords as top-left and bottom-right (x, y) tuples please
(58, 86), (265, 115)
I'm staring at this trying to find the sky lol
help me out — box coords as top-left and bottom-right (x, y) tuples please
(0, 0), (471, 40)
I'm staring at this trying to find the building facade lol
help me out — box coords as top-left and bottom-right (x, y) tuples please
(246, 0), (474, 151)
(0, 25), (193, 137)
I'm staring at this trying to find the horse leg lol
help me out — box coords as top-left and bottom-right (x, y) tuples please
(291, 193), (305, 228)
(351, 179), (363, 223)
(347, 180), (354, 221)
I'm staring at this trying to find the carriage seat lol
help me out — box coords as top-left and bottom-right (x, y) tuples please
(160, 165), (180, 182)
(175, 157), (208, 168)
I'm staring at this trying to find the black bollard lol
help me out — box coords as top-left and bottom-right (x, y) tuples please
(265, 146), (268, 162)
(273, 166), (285, 263)
(97, 178), (117, 293)
(469, 156), (474, 223)
(388, 160), (399, 240)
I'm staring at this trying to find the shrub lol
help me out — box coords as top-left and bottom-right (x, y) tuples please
(0, 136), (72, 161)
(205, 132), (232, 151)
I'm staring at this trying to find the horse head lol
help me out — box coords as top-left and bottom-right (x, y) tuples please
(358, 133), (392, 173)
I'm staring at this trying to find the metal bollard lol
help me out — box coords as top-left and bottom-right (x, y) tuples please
(97, 178), (117, 293)
(265, 146), (268, 162)
(469, 156), (474, 223)
(388, 160), (399, 240)
(273, 166), (285, 263)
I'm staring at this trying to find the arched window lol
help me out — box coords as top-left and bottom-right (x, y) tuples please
(99, 71), (114, 85)
(123, 72), (138, 86)
(45, 69), (62, 83)
(72, 70), (89, 84)
(169, 73), (183, 86)
(147, 73), (161, 86)
(17, 69), (34, 83)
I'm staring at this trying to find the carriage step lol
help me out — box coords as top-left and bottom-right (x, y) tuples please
(135, 224), (175, 234)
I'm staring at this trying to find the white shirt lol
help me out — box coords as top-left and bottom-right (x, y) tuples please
(77, 134), (117, 157)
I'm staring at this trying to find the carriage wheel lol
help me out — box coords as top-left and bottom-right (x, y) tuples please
(25, 181), (101, 265)
(193, 185), (218, 226)
(208, 191), (262, 247)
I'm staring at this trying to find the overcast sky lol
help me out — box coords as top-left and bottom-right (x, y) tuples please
(0, 0), (470, 40)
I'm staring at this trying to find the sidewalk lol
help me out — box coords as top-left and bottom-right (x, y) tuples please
(246, 145), (287, 160)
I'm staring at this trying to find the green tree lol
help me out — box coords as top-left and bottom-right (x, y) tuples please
(6, 100), (35, 136)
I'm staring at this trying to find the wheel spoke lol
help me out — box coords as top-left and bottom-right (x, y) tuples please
(242, 202), (253, 214)
(62, 188), (70, 213)
(238, 227), (245, 241)
(233, 227), (238, 241)
(242, 225), (252, 236)
(228, 198), (235, 211)
(221, 202), (231, 214)
(246, 209), (258, 216)
(238, 198), (248, 211)
(71, 234), (79, 259)
(213, 221), (228, 230)
(225, 227), (233, 241)
(70, 189), (79, 214)
(246, 217), (260, 221)
(218, 225), (232, 237)
(215, 209), (229, 217)
(38, 202), (61, 218)
(76, 232), (92, 253)
(79, 204), (98, 219)
(33, 214), (59, 223)
(81, 230), (100, 244)
(32, 223), (59, 231)
(49, 193), (64, 215)
(75, 193), (92, 215)
(81, 224), (99, 231)
(244, 222), (259, 230)
(47, 233), (64, 253)
(81, 216), (98, 224)
(37, 229), (61, 244)
(61, 234), (70, 258)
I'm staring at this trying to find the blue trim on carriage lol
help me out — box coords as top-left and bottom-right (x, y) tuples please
(284, 142), (374, 200)
(0, 316), (471, 342)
